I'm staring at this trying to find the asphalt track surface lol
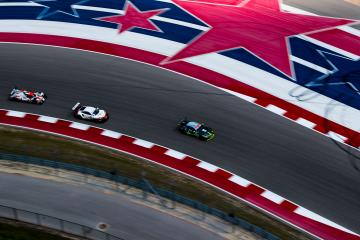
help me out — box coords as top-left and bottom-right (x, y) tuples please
(284, 0), (360, 27)
(0, 43), (359, 233)
(0, 0), (360, 236)
(0, 172), (223, 240)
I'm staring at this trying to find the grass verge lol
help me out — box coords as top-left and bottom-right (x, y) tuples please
(0, 126), (312, 240)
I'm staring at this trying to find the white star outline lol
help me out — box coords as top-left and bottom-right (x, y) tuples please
(31, 0), (90, 20)
(305, 50), (360, 96)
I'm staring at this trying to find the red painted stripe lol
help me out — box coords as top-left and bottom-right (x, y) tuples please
(280, 200), (298, 212)
(0, 111), (359, 239)
(0, 33), (357, 148)
(309, 29), (360, 56)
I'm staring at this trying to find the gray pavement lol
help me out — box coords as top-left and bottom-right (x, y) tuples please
(284, 0), (360, 28)
(0, 44), (359, 233)
(0, 171), (224, 240)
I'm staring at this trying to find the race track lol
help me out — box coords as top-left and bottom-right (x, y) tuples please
(0, 44), (359, 233)
(0, 172), (223, 240)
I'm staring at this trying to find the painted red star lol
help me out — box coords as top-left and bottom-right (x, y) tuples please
(163, 0), (356, 76)
(98, 2), (166, 34)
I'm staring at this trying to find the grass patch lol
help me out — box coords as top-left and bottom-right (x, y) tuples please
(0, 219), (74, 240)
(0, 126), (311, 240)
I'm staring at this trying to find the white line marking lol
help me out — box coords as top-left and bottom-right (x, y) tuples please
(265, 105), (287, 115)
(281, 4), (316, 16)
(37, 116), (58, 123)
(327, 131), (347, 143)
(338, 26), (360, 37)
(220, 88), (257, 102)
(165, 149), (187, 159)
(5, 111), (26, 118)
(69, 122), (90, 130)
(0, 2), (42, 7)
(295, 207), (359, 236)
(261, 191), (285, 204)
(295, 118), (317, 129)
(297, 35), (359, 60)
(101, 130), (122, 139)
(290, 55), (331, 74)
(133, 139), (155, 148)
(228, 175), (251, 187)
(197, 161), (218, 172)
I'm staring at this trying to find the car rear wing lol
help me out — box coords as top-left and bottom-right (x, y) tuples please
(72, 102), (81, 111)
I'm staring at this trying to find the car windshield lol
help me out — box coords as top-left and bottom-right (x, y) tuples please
(93, 109), (99, 115)
(186, 121), (202, 130)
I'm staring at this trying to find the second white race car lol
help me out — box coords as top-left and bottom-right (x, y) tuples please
(9, 87), (47, 104)
(72, 102), (109, 123)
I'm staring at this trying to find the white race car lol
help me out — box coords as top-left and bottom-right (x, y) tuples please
(9, 87), (47, 104)
(72, 102), (109, 123)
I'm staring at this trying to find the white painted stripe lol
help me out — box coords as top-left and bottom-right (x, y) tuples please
(265, 105), (287, 115)
(297, 35), (359, 60)
(6, 111), (26, 118)
(261, 191), (285, 204)
(37, 116), (58, 123)
(338, 26), (360, 37)
(282, 4), (360, 38)
(165, 149), (187, 159)
(0, 2), (42, 7)
(327, 131), (347, 143)
(69, 122), (90, 130)
(153, 16), (209, 31)
(73, 5), (124, 14)
(281, 4), (316, 16)
(228, 175), (251, 187)
(1, 20), (359, 134)
(197, 161), (218, 172)
(295, 207), (359, 236)
(295, 118), (317, 129)
(290, 55), (330, 74)
(133, 139), (155, 148)
(220, 88), (257, 102)
(101, 130), (122, 139)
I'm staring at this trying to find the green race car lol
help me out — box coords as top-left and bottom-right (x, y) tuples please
(178, 119), (215, 141)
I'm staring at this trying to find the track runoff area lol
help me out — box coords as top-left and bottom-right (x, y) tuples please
(0, 0), (359, 239)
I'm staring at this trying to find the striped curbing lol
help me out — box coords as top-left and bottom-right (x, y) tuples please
(0, 108), (359, 240)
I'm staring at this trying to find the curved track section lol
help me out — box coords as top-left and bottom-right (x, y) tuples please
(0, 172), (223, 240)
(0, 44), (359, 237)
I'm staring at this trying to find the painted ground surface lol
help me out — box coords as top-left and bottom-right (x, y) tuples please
(0, 0), (359, 144)
(0, 0), (359, 239)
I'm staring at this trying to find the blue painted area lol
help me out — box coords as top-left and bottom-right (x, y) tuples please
(290, 37), (360, 109)
(306, 53), (360, 109)
(84, 0), (126, 10)
(220, 48), (292, 80)
(290, 37), (335, 69)
(32, 0), (91, 19)
(130, 0), (207, 26)
(0, 7), (43, 19)
(0, 0), (358, 110)
(131, 19), (202, 44)
(0, 0), (28, 2)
